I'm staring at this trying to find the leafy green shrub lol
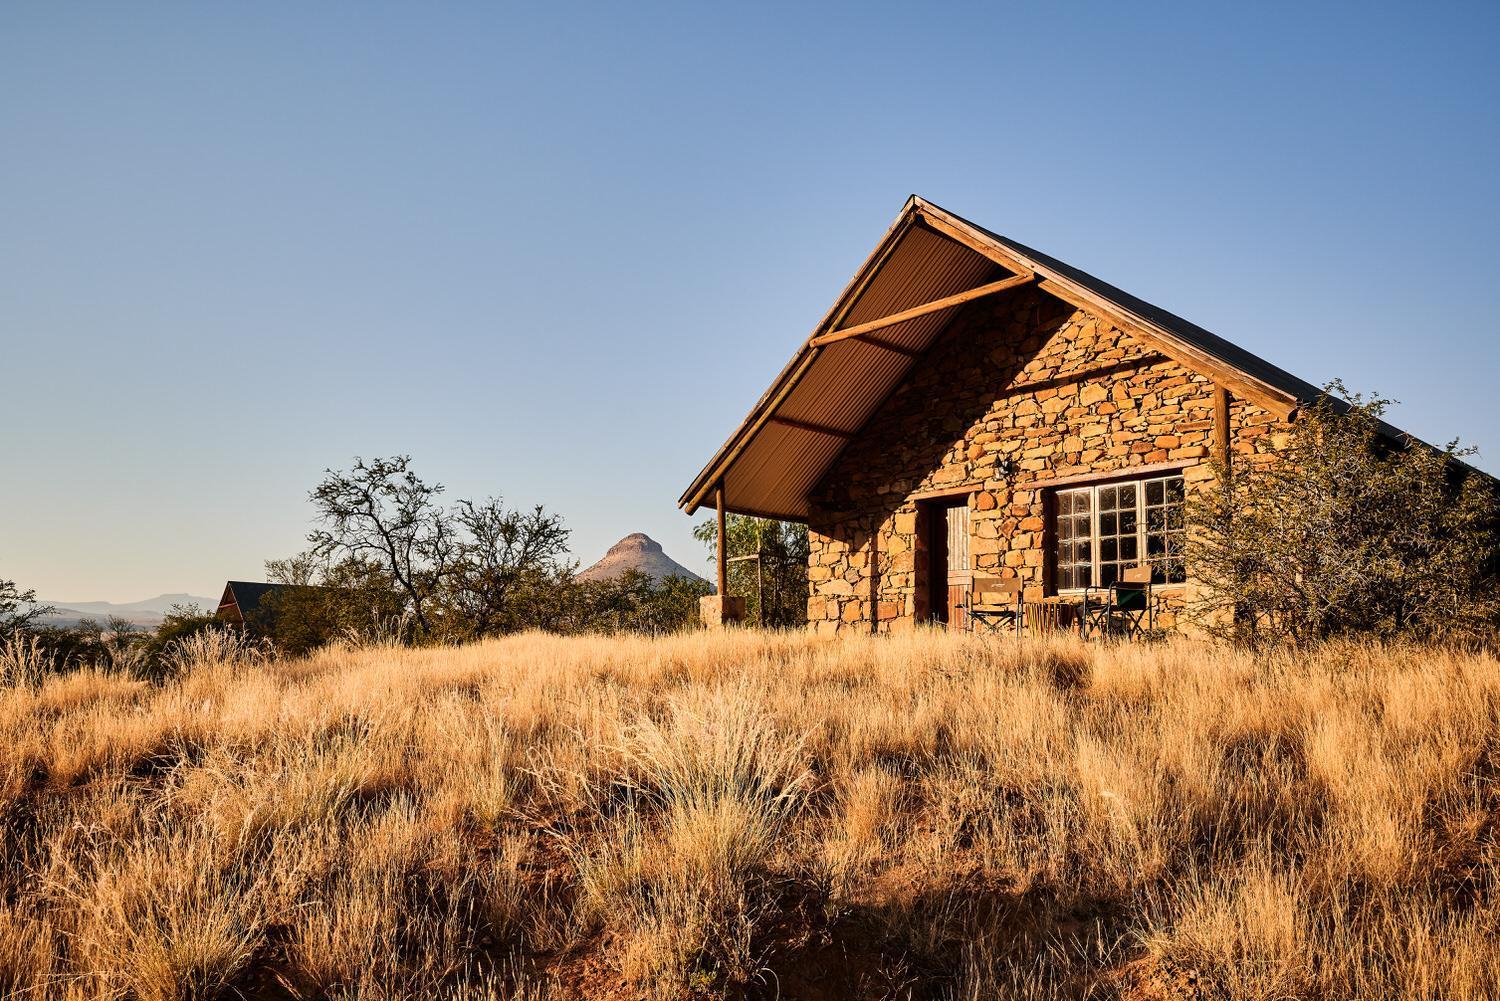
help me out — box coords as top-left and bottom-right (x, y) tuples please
(1188, 383), (1499, 646)
(575, 570), (712, 634)
(693, 515), (808, 627)
(259, 556), (410, 654)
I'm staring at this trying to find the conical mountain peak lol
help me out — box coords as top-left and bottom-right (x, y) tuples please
(610, 533), (661, 552)
(579, 533), (702, 584)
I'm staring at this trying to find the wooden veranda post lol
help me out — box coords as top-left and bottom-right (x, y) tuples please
(700, 483), (746, 627)
(716, 484), (728, 595)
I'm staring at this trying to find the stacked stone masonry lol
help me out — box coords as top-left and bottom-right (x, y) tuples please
(805, 288), (1292, 634)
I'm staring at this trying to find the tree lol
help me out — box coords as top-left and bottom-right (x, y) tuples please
(299, 456), (572, 644)
(443, 498), (571, 639)
(1187, 382), (1499, 647)
(694, 515), (809, 627)
(307, 456), (452, 636)
(0, 576), (51, 633)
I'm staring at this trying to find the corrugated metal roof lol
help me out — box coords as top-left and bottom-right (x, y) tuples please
(679, 196), (1484, 521)
(218, 581), (293, 616)
(959, 218), (1329, 405)
(682, 215), (1005, 520)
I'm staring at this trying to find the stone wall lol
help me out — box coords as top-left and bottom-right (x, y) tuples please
(805, 287), (1290, 633)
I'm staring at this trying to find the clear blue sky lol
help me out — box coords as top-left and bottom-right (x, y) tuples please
(3, 1), (1497, 602)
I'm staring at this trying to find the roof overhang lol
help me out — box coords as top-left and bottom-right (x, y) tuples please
(679, 196), (1323, 521)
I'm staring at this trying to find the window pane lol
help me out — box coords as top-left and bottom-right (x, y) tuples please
(1143, 476), (1186, 584)
(1052, 476), (1182, 592)
(1054, 490), (1093, 590)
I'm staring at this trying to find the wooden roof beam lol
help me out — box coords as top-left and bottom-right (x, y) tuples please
(850, 333), (921, 357)
(809, 271), (1035, 347)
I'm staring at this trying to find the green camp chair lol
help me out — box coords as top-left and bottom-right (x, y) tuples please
(1081, 566), (1154, 639)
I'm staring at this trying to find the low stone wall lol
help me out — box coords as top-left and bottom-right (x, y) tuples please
(806, 288), (1289, 633)
(699, 594), (746, 628)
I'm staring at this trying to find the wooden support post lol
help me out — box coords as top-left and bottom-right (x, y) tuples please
(700, 483), (746, 627)
(756, 550), (764, 626)
(716, 484), (728, 596)
(1213, 386), (1231, 469)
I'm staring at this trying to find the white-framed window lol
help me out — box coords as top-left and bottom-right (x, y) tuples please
(1052, 474), (1186, 590)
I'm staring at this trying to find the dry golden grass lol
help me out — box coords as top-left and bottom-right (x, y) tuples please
(1, 629), (1497, 1000)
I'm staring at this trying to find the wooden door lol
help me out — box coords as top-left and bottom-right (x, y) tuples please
(944, 504), (971, 631)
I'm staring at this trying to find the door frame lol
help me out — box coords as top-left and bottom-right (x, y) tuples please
(916, 494), (972, 629)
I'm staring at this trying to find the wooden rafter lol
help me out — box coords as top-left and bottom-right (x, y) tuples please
(768, 415), (854, 439)
(850, 333), (920, 357)
(809, 271), (1035, 347)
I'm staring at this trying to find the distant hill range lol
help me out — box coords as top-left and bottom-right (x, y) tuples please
(32, 593), (218, 628)
(578, 534), (704, 584)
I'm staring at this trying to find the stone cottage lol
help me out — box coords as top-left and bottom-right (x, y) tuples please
(679, 197), (1382, 632)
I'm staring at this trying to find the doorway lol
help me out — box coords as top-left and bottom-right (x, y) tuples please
(919, 496), (972, 630)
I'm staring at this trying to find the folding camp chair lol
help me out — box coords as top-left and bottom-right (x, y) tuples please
(1081, 566), (1154, 639)
(967, 575), (1025, 637)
